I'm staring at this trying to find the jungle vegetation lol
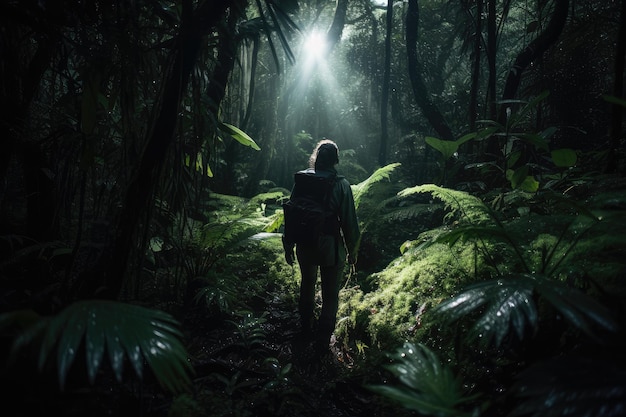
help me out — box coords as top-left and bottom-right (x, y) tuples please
(1, 0), (625, 416)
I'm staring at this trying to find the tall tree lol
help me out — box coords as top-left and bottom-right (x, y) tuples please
(405, 0), (454, 141)
(327, 0), (349, 53)
(379, 0), (393, 166)
(102, 1), (234, 298)
(468, 0), (483, 131)
(0, 6), (62, 241)
(498, 0), (569, 121)
(486, 0), (497, 120)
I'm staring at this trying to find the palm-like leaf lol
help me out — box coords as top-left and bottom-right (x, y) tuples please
(533, 277), (620, 340)
(1, 301), (193, 393)
(435, 274), (619, 348)
(368, 342), (478, 417)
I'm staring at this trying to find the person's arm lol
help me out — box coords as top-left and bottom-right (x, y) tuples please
(338, 179), (360, 264)
(282, 184), (296, 265)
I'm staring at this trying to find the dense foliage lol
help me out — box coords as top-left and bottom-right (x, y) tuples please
(1, 0), (625, 416)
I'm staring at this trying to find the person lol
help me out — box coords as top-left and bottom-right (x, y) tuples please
(283, 139), (360, 357)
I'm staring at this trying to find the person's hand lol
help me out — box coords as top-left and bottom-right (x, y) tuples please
(282, 236), (295, 265)
(345, 255), (357, 278)
(285, 248), (295, 265)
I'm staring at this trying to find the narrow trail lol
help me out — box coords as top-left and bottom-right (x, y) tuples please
(181, 290), (408, 417)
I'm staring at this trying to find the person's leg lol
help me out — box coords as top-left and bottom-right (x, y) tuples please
(298, 261), (318, 332)
(316, 263), (342, 351)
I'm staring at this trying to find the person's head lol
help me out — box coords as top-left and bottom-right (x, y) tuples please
(309, 139), (339, 170)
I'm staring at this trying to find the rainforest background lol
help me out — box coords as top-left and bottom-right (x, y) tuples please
(1, 0), (625, 416)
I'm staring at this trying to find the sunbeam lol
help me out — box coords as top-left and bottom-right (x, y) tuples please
(303, 30), (328, 62)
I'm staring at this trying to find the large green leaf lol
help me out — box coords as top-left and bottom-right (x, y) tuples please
(435, 276), (538, 348)
(550, 148), (577, 168)
(602, 94), (626, 108)
(425, 134), (475, 161)
(219, 122), (261, 150)
(435, 274), (619, 348)
(506, 166), (539, 192)
(534, 277), (619, 339)
(426, 225), (511, 248)
(3, 301), (193, 393)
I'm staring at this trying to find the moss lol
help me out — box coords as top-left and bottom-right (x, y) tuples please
(337, 237), (491, 351)
(338, 180), (626, 361)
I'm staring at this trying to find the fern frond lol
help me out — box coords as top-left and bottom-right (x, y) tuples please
(200, 209), (272, 249)
(398, 184), (491, 224)
(352, 163), (401, 209)
(428, 225), (512, 248)
(382, 204), (434, 223)
(262, 211), (284, 233)
(193, 273), (239, 314)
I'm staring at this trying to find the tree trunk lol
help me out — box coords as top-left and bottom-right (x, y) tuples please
(243, 74), (279, 197)
(499, 0), (569, 121)
(0, 21), (60, 240)
(405, 0), (454, 141)
(486, 0), (497, 120)
(469, 0), (483, 132)
(326, 0), (349, 54)
(379, 0), (392, 166)
(102, 0), (232, 299)
(209, 3), (245, 195)
(484, 0), (568, 160)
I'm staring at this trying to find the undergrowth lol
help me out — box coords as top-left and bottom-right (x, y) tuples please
(2, 162), (624, 417)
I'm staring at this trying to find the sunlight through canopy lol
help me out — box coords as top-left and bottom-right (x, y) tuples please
(303, 30), (328, 62)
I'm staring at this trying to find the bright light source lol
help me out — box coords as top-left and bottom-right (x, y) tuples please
(303, 31), (328, 61)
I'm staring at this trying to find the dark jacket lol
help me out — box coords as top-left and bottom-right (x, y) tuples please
(291, 168), (360, 266)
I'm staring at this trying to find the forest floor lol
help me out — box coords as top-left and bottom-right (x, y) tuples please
(180, 288), (410, 417)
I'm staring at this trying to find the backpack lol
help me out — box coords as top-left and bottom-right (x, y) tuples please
(282, 172), (341, 246)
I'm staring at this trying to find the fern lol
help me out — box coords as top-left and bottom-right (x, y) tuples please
(352, 162), (401, 210)
(227, 310), (268, 353)
(398, 184), (491, 225)
(193, 271), (240, 314)
(383, 204), (434, 223)
(175, 192), (283, 280)
(399, 184), (620, 349)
